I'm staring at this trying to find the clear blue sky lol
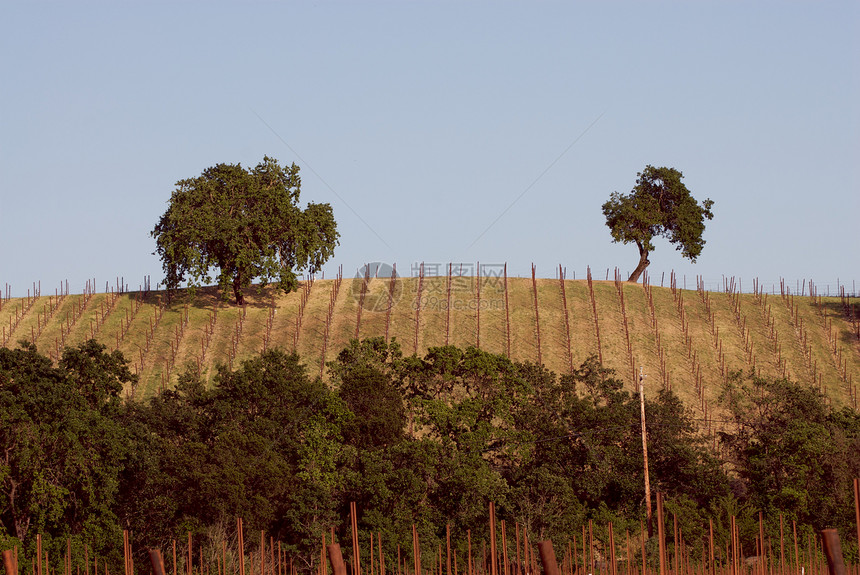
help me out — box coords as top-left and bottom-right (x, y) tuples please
(2, 1), (858, 298)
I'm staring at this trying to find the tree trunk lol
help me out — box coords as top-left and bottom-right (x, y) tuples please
(7, 477), (30, 541)
(627, 244), (650, 283)
(14, 513), (29, 542)
(233, 274), (245, 305)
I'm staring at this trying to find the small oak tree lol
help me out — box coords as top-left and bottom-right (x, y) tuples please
(602, 165), (713, 283)
(152, 156), (339, 304)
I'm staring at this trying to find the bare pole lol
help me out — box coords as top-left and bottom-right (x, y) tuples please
(820, 529), (846, 575)
(656, 493), (666, 575)
(328, 545), (347, 575)
(3, 550), (15, 575)
(489, 502), (498, 575)
(351, 502), (361, 575)
(854, 478), (860, 562)
(639, 366), (653, 536)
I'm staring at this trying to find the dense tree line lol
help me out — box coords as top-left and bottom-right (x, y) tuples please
(1, 339), (858, 569)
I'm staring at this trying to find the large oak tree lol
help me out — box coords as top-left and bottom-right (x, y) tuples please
(0, 341), (133, 559)
(152, 156), (339, 304)
(602, 165), (714, 283)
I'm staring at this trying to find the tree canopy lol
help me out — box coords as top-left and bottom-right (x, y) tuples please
(718, 371), (860, 530)
(151, 156), (339, 304)
(0, 340), (134, 562)
(602, 165), (714, 283)
(3, 339), (858, 569)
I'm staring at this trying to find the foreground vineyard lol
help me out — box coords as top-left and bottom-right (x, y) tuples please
(3, 497), (860, 575)
(0, 272), (858, 411)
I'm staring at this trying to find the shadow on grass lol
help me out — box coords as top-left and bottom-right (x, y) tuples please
(123, 283), (301, 311)
(818, 301), (860, 346)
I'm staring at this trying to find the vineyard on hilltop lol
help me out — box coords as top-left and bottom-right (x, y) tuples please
(1, 267), (858, 417)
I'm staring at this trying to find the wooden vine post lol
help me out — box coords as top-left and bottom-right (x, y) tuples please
(3, 283), (40, 349)
(33, 282), (73, 345)
(355, 264), (370, 340)
(558, 265), (573, 374)
(615, 270), (635, 385)
(656, 493), (667, 575)
(446, 523), (452, 575)
(384, 265), (397, 342)
(587, 266), (603, 364)
(851, 477), (860, 558)
(643, 274), (669, 389)
(319, 267), (343, 378)
(163, 303), (192, 390)
(476, 263), (481, 349)
(263, 296), (276, 352)
(821, 529), (847, 575)
(89, 284), (120, 341)
(531, 264), (542, 366)
(639, 366), (653, 536)
(293, 275), (314, 352)
(818, 282), (854, 401)
(536, 542), (560, 575)
(503, 263), (511, 358)
(414, 262), (424, 356)
(445, 263), (453, 347)
(412, 524), (420, 575)
(141, 304), (165, 386)
(328, 545), (347, 575)
(227, 303), (246, 371)
(489, 502), (498, 575)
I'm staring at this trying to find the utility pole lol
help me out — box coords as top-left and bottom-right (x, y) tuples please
(639, 365), (653, 536)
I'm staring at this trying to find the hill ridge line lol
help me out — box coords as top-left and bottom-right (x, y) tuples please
(1, 277), (857, 414)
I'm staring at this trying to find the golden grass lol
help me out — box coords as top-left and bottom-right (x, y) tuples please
(1, 279), (857, 409)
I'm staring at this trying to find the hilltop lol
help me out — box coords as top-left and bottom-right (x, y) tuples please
(1, 270), (858, 417)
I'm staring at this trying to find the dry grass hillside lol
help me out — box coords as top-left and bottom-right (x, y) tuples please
(2, 272), (858, 421)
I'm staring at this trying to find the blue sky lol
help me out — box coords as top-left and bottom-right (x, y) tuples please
(2, 1), (858, 297)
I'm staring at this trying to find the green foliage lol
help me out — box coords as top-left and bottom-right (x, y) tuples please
(327, 338), (412, 449)
(602, 165), (714, 282)
(330, 342), (517, 542)
(328, 337), (404, 376)
(501, 353), (729, 553)
(0, 340), (132, 562)
(646, 389), (727, 507)
(338, 365), (406, 448)
(60, 338), (136, 409)
(718, 371), (860, 539)
(151, 156), (339, 303)
(706, 493), (759, 559)
(5, 338), (858, 570)
(118, 350), (350, 555)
